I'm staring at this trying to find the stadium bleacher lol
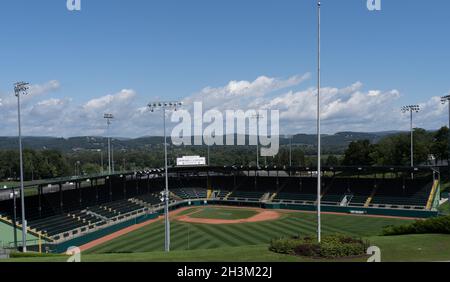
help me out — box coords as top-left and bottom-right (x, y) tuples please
(171, 187), (207, 199)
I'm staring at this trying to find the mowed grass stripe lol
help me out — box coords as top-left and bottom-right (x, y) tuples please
(277, 217), (318, 235)
(193, 224), (247, 247)
(245, 222), (291, 240)
(263, 220), (308, 237)
(91, 222), (167, 253)
(183, 232), (211, 251)
(249, 220), (298, 239)
(173, 224), (222, 250)
(285, 214), (350, 235)
(170, 224), (210, 250)
(115, 223), (177, 252)
(226, 224), (272, 245)
(93, 222), (165, 252)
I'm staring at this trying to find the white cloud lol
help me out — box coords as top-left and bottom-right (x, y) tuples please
(28, 80), (60, 97)
(0, 76), (448, 138)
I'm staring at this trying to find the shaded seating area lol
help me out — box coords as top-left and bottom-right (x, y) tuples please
(216, 190), (230, 199)
(229, 191), (265, 201)
(102, 199), (144, 215)
(274, 192), (317, 203)
(370, 179), (432, 208)
(171, 187), (207, 199)
(135, 193), (161, 205)
(28, 214), (87, 237)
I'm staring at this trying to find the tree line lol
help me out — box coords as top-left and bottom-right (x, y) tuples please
(342, 127), (449, 166)
(1, 127), (448, 182)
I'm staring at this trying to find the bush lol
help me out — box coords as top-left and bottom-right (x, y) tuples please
(383, 215), (450, 236)
(269, 238), (301, 255)
(9, 252), (60, 258)
(269, 234), (369, 259)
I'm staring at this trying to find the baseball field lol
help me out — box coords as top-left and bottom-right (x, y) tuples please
(4, 205), (450, 262)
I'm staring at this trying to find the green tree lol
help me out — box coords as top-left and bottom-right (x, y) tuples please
(342, 140), (373, 166)
(431, 126), (449, 164)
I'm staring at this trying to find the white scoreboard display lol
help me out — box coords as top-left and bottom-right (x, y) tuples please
(176, 156), (206, 166)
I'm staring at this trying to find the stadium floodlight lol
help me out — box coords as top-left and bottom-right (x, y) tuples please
(401, 105), (420, 169)
(14, 81), (30, 252)
(148, 100), (183, 252)
(104, 114), (114, 174)
(316, 0), (322, 243)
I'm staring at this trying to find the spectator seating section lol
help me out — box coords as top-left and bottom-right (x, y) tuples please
(171, 188), (207, 199)
(229, 191), (265, 201)
(370, 179), (432, 208)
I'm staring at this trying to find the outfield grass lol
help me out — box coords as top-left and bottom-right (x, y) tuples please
(85, 208), (411, 254)
(4, 234), (450, 262)
(439, 201), (450, 215)
(189, 207), (258, 220)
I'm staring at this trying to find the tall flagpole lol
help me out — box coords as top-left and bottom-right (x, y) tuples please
(316, 0), (322, 243)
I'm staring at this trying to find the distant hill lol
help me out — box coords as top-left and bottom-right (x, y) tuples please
(0, 131), (402, 153)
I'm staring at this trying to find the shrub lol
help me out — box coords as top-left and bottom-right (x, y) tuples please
(383, 215), (450, 236)
(269, 238), (301, 254)
(269, 234), (368, 259)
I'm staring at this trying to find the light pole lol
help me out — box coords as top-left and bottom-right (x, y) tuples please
(441, 95), (450, 166)
(206, 132), (215, 166)
(9, 188), (18, 250)
(316, 0), (322, 243)
(402, 105), (420, 169)
(286, 135), (293, 167)
(99, 149), (104, 174)
(207, 143), (210, 166)
(104, 114), (114, 174)
(148, 101), (183, 252)
(251, 113), (263, 168)
(14, 81), (29, 252)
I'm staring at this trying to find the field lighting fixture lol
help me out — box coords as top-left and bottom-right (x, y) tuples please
(401, 105), (420, 169)
(148, 101), (183, 252)
(104, 113), (114, 174)
(14, 81), (30, 252)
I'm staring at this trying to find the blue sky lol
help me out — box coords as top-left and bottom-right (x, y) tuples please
(0, 0), (449, 137)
